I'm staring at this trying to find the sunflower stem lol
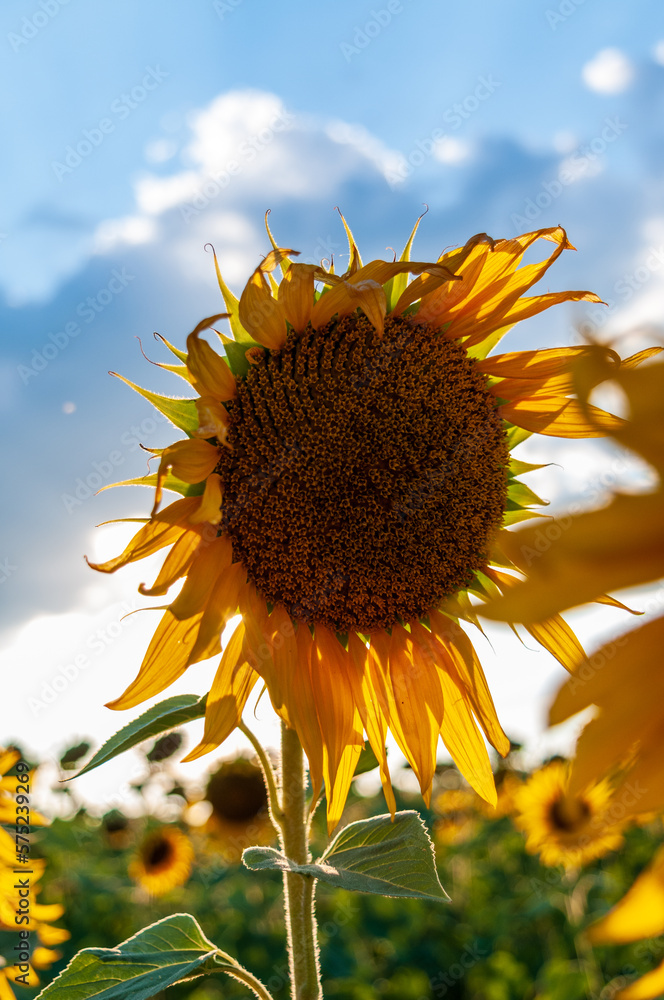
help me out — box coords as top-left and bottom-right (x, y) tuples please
(279, 721), (323, 1000)
(238, 719), (284, 825)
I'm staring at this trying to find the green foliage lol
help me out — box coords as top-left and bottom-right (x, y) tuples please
(244, 812), (448, 902)
(72, 696), (206, 778)
(17, 773), (664, 1000)
(35, 914), (234, 1000)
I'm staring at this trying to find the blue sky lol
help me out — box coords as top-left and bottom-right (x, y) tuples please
(2, 0), (664, 807)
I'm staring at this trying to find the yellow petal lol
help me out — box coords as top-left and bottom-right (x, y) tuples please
(153, 439), (220, 513)
(188, 473), (223, 525)
(311, 626), (364, 832)
(589, 845), (664, 944)
(277, 263), (319, 331)
(499, 395), (623, 437)
(87, 497), (201, 573)
(194, 398), (230, 446)
(429, 611), (510, 756)
(182, 621), (258, 761)
(106, 608), (205, 710)
(615, 961), (664, 1000)
(169, 535), (232, 620)
(239, 255), (295, 348)
(186, 330), (236, 401)
(387, 625), (443, 803)
(184, 561), (245, 667)
(310, 278), (387, 336)
(484, 493), (664, 623)
(138, 527), (202, 596)
(348, 631), (396, 816)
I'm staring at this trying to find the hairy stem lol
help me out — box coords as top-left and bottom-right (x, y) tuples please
(279, 722), (323, 1000)
(238, 719), (284, 826)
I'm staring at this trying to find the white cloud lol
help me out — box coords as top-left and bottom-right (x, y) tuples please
(90, 89), (406, 261)
(92, 214), (157, 253)
(582, 48), (635, 94)
(653, 40), (664, 66)
(433, 136), (473, 165)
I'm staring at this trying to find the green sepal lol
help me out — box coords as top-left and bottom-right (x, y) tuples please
(243, 811), (449, 902)
(33, 913), (239, 1000)
(111, 373), (199, 436)
(70, 695), (207, 779)
(101, 472), (205, 498)
(508, 457), (548, 477)
(502, 507), (546, 526)
(507, 481), (549, 508)
(385, 209), (427, 311)
(505, 423), (532, 449)
(224, 339), (266, 377)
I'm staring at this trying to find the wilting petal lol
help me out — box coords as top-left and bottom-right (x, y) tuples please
(139, 528), (203, 596)
(186, 330), (237, 401)
(278, 263), (319, 331)
(87, 497), (201, 573)
(239, 254), (296, 348)
(169, 535), (232, 620)
(153, 439), (221, 513)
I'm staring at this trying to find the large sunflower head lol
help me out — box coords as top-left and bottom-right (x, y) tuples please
(128, 826), (194, 896)
(513, 760), (626, 868)
(89, 213), (644, 832)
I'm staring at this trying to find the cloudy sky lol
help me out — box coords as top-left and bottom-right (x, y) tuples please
(2, 0), (664, 811)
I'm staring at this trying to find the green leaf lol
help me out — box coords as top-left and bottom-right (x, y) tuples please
(71, 695), (207, 779)
(224, 338), (265, 377)
(111, 373), (199, 436)
(244, 811), (449, 902)
(353, 743), (382, 778)
(34, 913), (236, 1000)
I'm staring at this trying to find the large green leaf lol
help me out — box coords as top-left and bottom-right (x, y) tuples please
(243, 811), (449, 902)
(34, 914), (237, 1000)
(72, 696), (207, 779)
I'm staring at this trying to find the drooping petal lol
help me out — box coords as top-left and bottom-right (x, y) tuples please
(311, 626), (364, 831)
(153, 440), (221, 513)
(182, 621), (259, 761)
(310, 278), (387, 336)
(169, 534), (232, 620)
(87, 497), (201, 573)
(278, 263), (319, 331)
(238, 250), (297, 348)
(138, 528), (203, 596)
(348, 631), (396, 816)
(106, 608), (206, 710)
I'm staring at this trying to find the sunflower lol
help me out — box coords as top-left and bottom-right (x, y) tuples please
(198, 757), (275, 863)
(512, 760), (626, 869)
(432, 787), (480, 845)
(128, 826), (194, 896)
(89, 214), (644, 833)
